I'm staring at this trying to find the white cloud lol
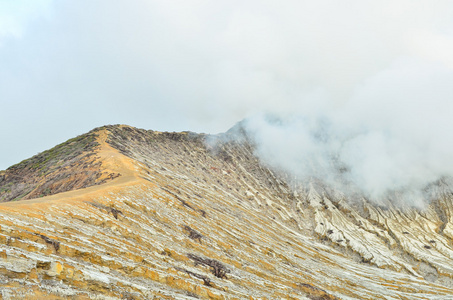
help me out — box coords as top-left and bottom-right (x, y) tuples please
(0, 0), (53, 41)
(1, 0), (453, 205)
(243, 58), (453, 206)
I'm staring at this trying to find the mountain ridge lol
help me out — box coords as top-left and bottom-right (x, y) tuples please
(0, 124), (452, 299)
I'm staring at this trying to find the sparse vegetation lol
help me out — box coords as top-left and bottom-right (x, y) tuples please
(37, 234), (60, 253)
(9, 133), (99, 174)
(183, 225), (203, 242)
(298, 283), (340, 300)
(0, 129), (119, 202)
(89, 202), (123, 219)
(175, 267), (211, 286)
(187, 253), (229, 279)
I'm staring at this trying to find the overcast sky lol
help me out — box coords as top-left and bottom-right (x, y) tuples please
(1, 1), (453, 174)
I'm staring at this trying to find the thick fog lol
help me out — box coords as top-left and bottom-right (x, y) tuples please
(1, 1), (453, 206)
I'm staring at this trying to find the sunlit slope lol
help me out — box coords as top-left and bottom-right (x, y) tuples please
(0, 125), (452, 299)
(0, 129), (121, 202)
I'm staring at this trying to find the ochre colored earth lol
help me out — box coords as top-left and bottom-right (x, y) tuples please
(0, 125), (452, 299)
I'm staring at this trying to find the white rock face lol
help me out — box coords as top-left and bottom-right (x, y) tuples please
(0, 125), (452, 299)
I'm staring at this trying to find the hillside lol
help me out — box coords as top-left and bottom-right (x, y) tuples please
(0, 124), (453, 299)
(0, 129), (120, 202)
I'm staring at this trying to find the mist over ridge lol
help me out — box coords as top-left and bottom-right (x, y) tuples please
(3, 2), (453, 298)
(239, 58), (453, 207)
(2, 1), (453, 177)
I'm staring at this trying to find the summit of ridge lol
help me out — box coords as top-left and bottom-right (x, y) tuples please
(0, 124), (453, 298)
(0, 127), (115, 202)
(0, 124), (207, 202)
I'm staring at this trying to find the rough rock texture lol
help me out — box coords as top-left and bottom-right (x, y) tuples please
(0, 124), (452, 299)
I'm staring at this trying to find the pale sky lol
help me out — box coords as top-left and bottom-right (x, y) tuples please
(1, 1), (453, 172)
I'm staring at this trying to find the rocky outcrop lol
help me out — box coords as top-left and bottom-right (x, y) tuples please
(0, 125), (452, 299)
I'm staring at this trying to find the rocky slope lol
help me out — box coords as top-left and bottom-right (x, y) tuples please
(0, 124), (452, 299)
(0, 130), (120, 202)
